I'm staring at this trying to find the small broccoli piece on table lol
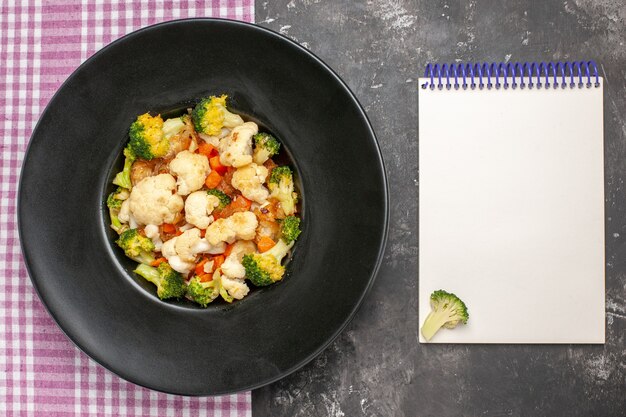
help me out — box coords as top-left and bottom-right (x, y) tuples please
(191, 95), (243, 136)
(116, 228), (155, 265)
(420, 290), (469, 341)
(206, 189), (232, 210)
(128, 113), (169, 160)
(135, 262), (186, 300)
(268, 166), (297, 216)
(242, 239), (294, 287)
(280, 216), (301, 244)
(107, 187), (129, 234)
(253, 132), (281, 164)
(112, 147), (136, 189)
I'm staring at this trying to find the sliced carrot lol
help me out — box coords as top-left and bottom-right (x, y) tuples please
(197, 142), (217, 158)
(215, 195), (252, 219)
(211, 208), (224, 220)
(199, 273), (213, 282)
(205, 170), (222, 188)
(223, 243), (235, 258)
(215, 179), (235, 196)
(195, 257), (209, 276)
(232, 195), (252, 210)
(209, 156), (227, 175)
(151, 257), (167, 267)
(212, 255), (225, 269)
(254, 205), (277, 222)
(264, 158), (278, 174)
(215, 167), (236, 195)
(257, 236), (276, 253)
(162, 223), (176, 234)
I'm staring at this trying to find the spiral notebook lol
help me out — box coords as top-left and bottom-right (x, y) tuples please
(418, 61), (605, 344)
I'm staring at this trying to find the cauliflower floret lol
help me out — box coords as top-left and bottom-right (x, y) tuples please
(231, 163), (270, 204)
(205, 212), (258, 246)
(169, 150), (210, 195)
(228, 212), (258, 240)
(185, 191), (220, 229)
(207, 242), (227, 254)
(128, 215), (139, 229)
(128, 174), (184, 225)
(119, 200), (140, 229)
(191, 237), (227, 255)
(199, 128), (230, 147)
(174, 228), (202, 263)
(161, 238), (176, 256)
(144, 224), (163, 251)
(230, 240), (257, 260)
(218, 122), (258, 168)
(161, 237), (195, 274)
(221, 256), (246, 278)
(221, 240), (256, 279)
(205, 218), (237, 246)
(169, 257), (193, 274)
(160, 228), (228, 274)
(220, 275), (250, 300)
(118, 199), (131, 223)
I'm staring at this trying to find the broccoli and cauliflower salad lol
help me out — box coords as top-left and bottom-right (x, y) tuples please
(107, 95), (301, 306)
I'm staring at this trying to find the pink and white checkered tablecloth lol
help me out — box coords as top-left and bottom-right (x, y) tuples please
(1, 2), (254, 416)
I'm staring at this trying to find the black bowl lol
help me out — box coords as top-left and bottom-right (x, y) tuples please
(18, 18), (388, 396)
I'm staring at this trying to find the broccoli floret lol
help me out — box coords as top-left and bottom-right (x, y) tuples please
(420, 290), (469, 341)
(109, 212), (123, 232)
(280, 216), (301, 244)
(269, 165), (292, 184)
(128, 113), (169, 160)
(107, 192), (123, 211)
(206, 189), (232, 209)
(242, 239), (294, 287)
(191, 95), (243, 136)
(135, 262), (186, 300)
(116, 228), (155, 264)
(253, 132), (281, 164)
(107, 193), (122, 231)
(268, 166), (297, 216)
(186, 276), (219, 307)
(107, 187), (130, 234)
(161, 116), (186, 139)
(218, 283), (234, 303)
(112, 147), (136, 189)
(187, 270), (235, 305)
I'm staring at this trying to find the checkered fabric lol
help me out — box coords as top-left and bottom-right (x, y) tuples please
(0, 1), (254, 416)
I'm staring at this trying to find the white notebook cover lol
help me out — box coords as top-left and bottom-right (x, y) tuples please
(418, 78), (605, 343)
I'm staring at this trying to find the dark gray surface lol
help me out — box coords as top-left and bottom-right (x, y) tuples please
(252, 1), (626, 416)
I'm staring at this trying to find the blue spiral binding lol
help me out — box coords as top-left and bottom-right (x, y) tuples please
(421, 61), (600, 90)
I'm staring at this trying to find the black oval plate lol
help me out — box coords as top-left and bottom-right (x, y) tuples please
(18, 18), (388, 396)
